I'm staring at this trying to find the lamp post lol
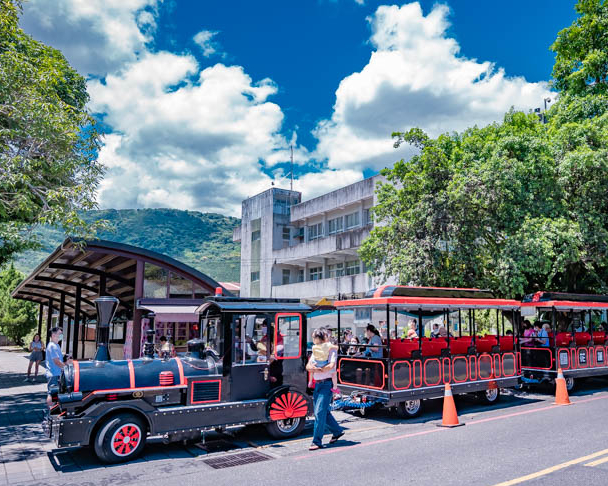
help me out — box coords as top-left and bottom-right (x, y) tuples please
(94, 296), (119, 361)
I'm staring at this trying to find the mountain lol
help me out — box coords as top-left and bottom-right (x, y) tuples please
(13, 209), (241, 283)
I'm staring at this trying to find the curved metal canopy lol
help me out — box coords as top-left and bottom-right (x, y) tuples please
(12, 238), (229, 318)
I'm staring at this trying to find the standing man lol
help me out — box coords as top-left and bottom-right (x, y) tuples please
(45, 327), (64, 409)
(306, 328), (345, 450)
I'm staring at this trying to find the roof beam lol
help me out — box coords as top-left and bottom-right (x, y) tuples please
(33, 276), (98, 294)
(89, 253), (119, 269)
(106, 259), (136, 273)
(14, 292), (91, 318)
(48, 263), (133, 287)
(23, 284), (97, 308)
(48, 251), (91, 279)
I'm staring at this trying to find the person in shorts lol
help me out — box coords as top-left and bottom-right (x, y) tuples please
(26, 334), (44, 382)
(45, 327), (65, 409)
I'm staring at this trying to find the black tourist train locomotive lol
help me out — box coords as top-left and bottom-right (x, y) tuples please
(46, 295), (312, 463)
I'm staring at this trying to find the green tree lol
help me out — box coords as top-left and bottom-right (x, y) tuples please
(361, 0), (608, 298)
(0, 0), (105, 267)
(0, 264), (36, 345)
(551, 0), (608, 95)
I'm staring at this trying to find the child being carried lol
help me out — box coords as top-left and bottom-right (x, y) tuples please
(308, 337), (340, 395)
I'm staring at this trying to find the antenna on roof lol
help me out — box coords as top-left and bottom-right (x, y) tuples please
(290, 145), (294, 192)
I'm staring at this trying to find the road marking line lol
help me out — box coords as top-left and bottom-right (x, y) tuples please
(491, 449), (608, 486)
(585, 455), (608, 467)
(293, 427), (444, 460)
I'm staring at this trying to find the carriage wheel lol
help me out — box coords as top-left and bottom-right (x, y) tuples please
(478, 387), (501, 404)
(395, 399), (423, 418)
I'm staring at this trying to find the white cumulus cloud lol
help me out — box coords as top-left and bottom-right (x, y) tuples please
(20, 0), (159, 76)
(193, 30), (223, 58)
(314, 2), (553, 172)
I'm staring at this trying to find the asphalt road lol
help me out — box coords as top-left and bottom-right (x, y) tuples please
(12, 378), (608, 486)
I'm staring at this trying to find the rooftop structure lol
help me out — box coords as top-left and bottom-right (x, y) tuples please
(234, 176), (393, 302)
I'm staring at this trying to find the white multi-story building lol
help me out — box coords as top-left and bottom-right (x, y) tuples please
(234, 176), (390, 302)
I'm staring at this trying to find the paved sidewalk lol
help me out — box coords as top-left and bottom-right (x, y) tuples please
(0, 348), (57, 485)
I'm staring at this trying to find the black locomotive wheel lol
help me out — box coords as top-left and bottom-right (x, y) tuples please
(265, 391), (308, 439)
(94, 413), (147, 463)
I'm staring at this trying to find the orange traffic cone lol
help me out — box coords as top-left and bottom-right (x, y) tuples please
(437, 383), (464, 428)
(554, 368), (571, 406)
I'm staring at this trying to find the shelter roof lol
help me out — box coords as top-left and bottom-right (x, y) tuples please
(12, 238), (227, 318)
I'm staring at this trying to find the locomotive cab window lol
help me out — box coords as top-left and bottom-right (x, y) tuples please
(201, 316), (223, 358)
(275, 314), (301, 359)
(233, 315), (272, 365)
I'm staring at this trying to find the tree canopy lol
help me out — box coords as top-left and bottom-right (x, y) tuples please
(0, 264), (36, 345)
(552, 0), (608, 95)
(0, 0), (104, 267)
(361, 1), (608, 298)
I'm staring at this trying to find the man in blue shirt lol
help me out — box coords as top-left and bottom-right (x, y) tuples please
(45, 327), (64, 408)
(536, 323), (550, 347)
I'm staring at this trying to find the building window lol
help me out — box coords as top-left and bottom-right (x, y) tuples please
(345, 212), (360, 229)
(273, 198), (291, 215)
(309, 267), (323, 281)
(363, 208), (372, 225)
(282, 269), (291, 285)
(282, 227), (291, 240)
(251, 230), (261, 241)
(251, 271), (260, 282)
(328, 262), (344, 278)
(297, 269), (304, 282)
(328, 217), (343, 235)
(345, 260), (361, 275)
(308, 222), (323, 240)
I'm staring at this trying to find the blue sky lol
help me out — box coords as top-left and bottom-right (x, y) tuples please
(20, 0), (577, 215)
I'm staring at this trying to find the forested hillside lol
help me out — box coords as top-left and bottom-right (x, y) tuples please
(13, 209), (241, 282)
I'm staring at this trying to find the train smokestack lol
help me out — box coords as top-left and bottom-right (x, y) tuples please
(94, 296), (119, 361)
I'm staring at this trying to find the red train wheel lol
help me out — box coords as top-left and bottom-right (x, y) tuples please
(269, 391), (308, 421)
(111, 424), (141, 456)
(266, 391), (308, 439)
(94, 413), (147, 463)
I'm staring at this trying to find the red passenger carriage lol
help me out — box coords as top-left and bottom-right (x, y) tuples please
(520, 291), (608, 391)
(334, 286), (521, 417)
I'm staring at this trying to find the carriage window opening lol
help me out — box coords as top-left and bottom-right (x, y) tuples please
(276, 314), (301, 359)
(232, 315), (270, 365)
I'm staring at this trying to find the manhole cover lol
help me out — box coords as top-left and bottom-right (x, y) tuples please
(203, 451), (273, 469)
(195, 439), (240, 453)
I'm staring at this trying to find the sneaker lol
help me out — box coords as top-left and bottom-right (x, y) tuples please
(24, 377), (30, 382)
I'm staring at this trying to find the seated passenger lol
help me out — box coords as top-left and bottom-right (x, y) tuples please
(520, 320), (535, 346)
(430, 323), (440, 338)
(347, 337), (360, 356)
(438, 326), (451, 338)
(537, 324), (550, 347)
(505, 329), (513, 336)
(364, 324), (383, 358)
(403, 319), (418, 340)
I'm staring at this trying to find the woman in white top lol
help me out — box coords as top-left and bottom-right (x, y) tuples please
(26, 334), (44, 382)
